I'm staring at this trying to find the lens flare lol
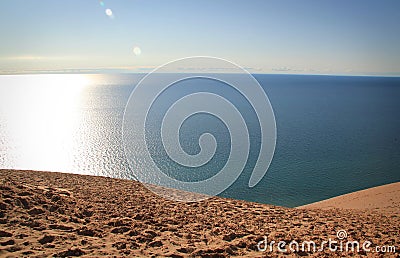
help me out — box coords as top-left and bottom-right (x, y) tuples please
(133, 46), (141, 56)
(105, 9), (113, 17)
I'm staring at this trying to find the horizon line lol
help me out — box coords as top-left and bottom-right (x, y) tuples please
(1, 68), (400, 78)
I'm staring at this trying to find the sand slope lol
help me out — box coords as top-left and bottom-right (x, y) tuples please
(298, 182), (400, 213)
(0, 169), (399, 257)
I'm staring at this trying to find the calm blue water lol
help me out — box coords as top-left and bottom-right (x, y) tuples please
(0, 74), (399, 207)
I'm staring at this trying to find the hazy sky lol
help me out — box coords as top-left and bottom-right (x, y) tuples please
(1, 0), (399, 75)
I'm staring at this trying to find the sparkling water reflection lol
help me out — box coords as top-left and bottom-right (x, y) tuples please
(0, 74), (135, 177)
(1, 74), (399, 207)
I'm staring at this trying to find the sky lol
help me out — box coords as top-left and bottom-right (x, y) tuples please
(0, 0), (399, 75)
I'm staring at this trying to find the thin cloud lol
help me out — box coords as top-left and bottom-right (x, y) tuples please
(0, 66), (158, 75)
(2, 56), (83, 61)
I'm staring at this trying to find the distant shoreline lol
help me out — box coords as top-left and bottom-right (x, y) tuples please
(1, 71), (400, 78)
(1, 168), (399, 210)
(1, 169), (399, 212)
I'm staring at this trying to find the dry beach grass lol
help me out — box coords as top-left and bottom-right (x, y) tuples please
(0, 169), (398, 257)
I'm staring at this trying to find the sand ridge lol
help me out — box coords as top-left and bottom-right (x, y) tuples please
(298, 182), (400, 213)
(0, 169), (399, 257)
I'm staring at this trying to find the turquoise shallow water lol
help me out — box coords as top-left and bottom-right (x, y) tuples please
(0, 74), (399, 207)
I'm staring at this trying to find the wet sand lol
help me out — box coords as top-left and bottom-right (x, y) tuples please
(0, 169), (398, 257)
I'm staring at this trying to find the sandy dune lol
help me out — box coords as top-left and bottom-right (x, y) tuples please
(0, 169), (398, 257)
(298, 182), (400, 213)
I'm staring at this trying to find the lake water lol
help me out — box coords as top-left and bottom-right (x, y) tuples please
(0, 73), (399, 207)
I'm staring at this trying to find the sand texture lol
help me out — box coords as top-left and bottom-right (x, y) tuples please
(0, 169), (399, 257)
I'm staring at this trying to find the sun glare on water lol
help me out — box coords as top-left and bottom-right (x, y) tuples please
(0, 74), (91, 172)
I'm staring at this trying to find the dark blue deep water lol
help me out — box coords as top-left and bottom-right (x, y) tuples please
(233, 75), (400, 207)
(0, 74), (399, 207)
